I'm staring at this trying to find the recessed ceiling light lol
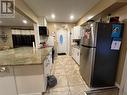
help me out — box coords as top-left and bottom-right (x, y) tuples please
(22, 19), (27, 24)
(70, 15), (74, 20)
(51, 14), (55, 19)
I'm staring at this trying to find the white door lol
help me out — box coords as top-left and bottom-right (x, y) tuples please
(57, 29), (68, 54)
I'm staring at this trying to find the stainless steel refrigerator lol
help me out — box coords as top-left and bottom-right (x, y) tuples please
(80, 22), (124, 87)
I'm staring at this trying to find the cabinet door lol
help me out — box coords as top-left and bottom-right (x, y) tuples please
(0, 66), (17, 95)
(75, 49), (78, 63)
(72, 27), (76, 39)
(76, 48), (78, 63)
(74, 26), (81, 39)
(74, 48), (76, 61)
(75, 27), (78, 39)
(71, 48), (74, 58)
(49, 51), (52, 71)
(14, 65), (45, 95)
(44, 57), (50, 76)
(72, 48), (75, 59)
(78, 26), (81, 39)
(44, 52), (52, 76)
(71, 28), (74, 39)
(77, 49), (80, 65)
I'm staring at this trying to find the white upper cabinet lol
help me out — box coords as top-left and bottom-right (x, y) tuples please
(71, 47), (80, 65)
(71, 26), (82, 39)
(30, 30), (35, 35)
(12, 29), (21, 35)
(12, 29), (34, 35)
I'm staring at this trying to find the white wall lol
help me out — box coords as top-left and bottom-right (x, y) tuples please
(119, 52), (127, 95)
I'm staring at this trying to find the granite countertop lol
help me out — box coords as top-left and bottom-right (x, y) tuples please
(0, 47), (52, 66)
(73, 45), (80, 49)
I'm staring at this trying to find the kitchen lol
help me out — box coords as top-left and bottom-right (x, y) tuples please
(1, 0), (127, 95)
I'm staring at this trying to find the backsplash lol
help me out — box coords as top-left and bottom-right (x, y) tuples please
(0, 27), (13, 50)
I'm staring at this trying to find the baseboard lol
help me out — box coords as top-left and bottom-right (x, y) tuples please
(19, 93), (42, 95)
(71, 56), (80, 66)
(115, 82), (120, 89)
(58, 53), (66, 55)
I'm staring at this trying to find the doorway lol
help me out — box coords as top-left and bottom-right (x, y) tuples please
(57, 29), (68, 55)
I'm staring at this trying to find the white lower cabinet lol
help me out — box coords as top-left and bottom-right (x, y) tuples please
(0, 66), (17, 95)
(77, 49), (80, 65)
(0, 65), (47, 95)
(71, 48), (74, 59)
(44, 52), (52, 76)
(13, 52), (52, 95)
(71, 47), (80, 65)
(14, 65), (46, 95)
(0, 52), (52, 95)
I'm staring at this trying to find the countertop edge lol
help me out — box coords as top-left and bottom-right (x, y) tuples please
(0, 47), (52, 66)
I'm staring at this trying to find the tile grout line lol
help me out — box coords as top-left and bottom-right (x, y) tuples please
(65, 60), (72, 95)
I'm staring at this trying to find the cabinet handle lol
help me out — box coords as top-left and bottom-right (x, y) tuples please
(0, 67), (7, 72)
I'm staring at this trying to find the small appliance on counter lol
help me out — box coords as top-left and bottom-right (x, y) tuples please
(71, 39), (81, 65)
(40, 41), (47, 48)
(42, 42), (47, 48)
(73, 39), (81, 46)
(39, 26), (49, 36)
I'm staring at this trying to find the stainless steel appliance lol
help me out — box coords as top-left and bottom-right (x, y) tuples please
(80, 22), (124, 87)
(86, 86), (118, 95)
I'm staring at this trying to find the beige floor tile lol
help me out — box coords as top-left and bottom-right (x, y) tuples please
(54, 75), (68, 87)
(67, 75), (84, 86)
(54, 65), (64, 69)
(51, 91), (70, 95)
(44, 92), (51, 95)
(53, 69), (65, 75)
(65, 66), (75, 71)
(50, 86), (70, 92)
(65, 69), (78, 75)
(68, 80), (84, 86)
(69, 85), (87, 95)
(53, 63), (63, 67)
(67, 73), (82, 79)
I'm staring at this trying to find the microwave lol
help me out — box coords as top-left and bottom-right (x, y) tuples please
(39, 26), (49, 36)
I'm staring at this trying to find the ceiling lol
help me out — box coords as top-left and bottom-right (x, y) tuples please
(23, 0), (101, 23)
(0, 12), (33, 27)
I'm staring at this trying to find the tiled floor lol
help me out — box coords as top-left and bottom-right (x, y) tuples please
(44, 55), (88, 95)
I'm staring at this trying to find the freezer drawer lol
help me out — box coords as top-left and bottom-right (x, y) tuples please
(80, 46), (96, 87)
(86, 87), (118, 95)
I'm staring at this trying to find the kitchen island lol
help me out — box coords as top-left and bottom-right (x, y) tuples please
(0, 47), (53, 95)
